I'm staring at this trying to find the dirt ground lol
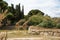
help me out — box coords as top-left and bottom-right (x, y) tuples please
(0, 30), (60, 40)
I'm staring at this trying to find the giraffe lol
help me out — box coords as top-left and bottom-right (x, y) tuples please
(22, 19), (30, 30)
(15, 19), (25, 30)
(15, 18), (31, 30)
(0, 10), (8, 27)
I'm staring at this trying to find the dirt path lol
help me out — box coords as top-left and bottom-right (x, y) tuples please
(7, 38), (42, 40)
(7, 37), (60, 40)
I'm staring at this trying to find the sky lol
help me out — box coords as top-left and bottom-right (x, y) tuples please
(4, 0), (60, 17)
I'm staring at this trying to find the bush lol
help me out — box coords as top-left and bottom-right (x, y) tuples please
(38, 20), (55, 28)
(56, 23), (60, 29)
(28, 15), (43, 26)
(24, 15), (29, 20)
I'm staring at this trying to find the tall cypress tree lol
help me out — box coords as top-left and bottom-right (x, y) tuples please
(15, 5), (19, 20)
(11, 4), (15, 14)
(18, 3), (21, 13)
(18, 3), (22, 19)
(15, 3), (21, 21)
(14, 3), (24, 22)
(21, 5), (24, 18)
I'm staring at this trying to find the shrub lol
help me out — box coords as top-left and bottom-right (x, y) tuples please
(38, 20), (55, 28)
(28, 15), (43, 26)
(24, 15), (29, 20)
(56, 23), (60, 29)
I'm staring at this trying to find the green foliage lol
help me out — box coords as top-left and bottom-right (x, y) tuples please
(6, 12), (16, 24)
(38, 20), (55, 28)
(0, 1), (8, 12)
(21, 5), (24, 18)
(28, 9), (44, 17)
(56, 23), (60, 29)
(24, 15), (29, 20)
(15, 4), (24, 21)
(53, 17), (60, 24)
(7, 3), (24, 24)
(38, 15), (56, 28)
(10, 4), (15, 14)
(28, 15), (43, 26)
(28, 14), (56, 28)
(6, 13), (14, 19)
(0, 0), (3, 1)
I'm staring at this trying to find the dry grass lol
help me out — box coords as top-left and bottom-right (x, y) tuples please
(0, 30), (41, 38)
(0, 30), (60, 40)
(6, 30), (40, 38)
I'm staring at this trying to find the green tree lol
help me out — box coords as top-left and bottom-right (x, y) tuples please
(21, 5), (24, 18)
(10, 4), (15, 14)
(0, 0), (3, 1)
(38, 15), (56, 28)
(28, 9), (44, 17)
(6, 12), (15, 24)
(0, 0), (8, 12)
(15, 3), (24, 21)
(28, 15), (43, 26)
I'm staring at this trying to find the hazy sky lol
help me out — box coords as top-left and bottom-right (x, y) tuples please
(4, 0), (60, 17)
